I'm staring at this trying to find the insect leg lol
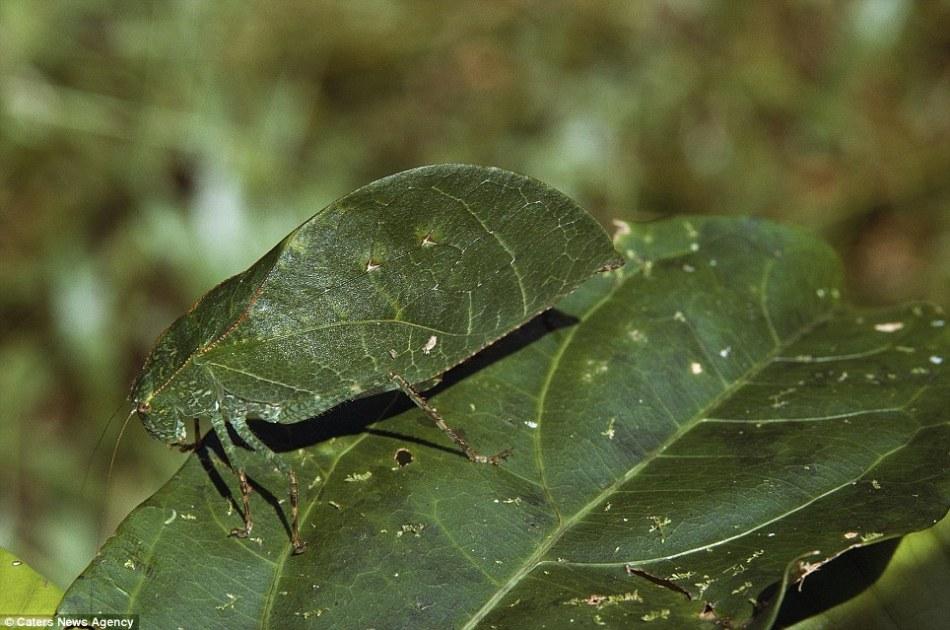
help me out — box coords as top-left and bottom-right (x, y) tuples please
(232, 469), (253, 538)
(171, 418), (203, 452)
(230, 416), (306, 554)
(208, 412), (254, 538)
(229, 416), (288, 472)
(289, 469), (306, 555)
(390, 372), (512, 465)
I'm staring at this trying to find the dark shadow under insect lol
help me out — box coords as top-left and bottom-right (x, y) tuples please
(194, 309), (578, 551)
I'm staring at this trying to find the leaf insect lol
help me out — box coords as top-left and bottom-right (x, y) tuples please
(128, 164), (621, 553)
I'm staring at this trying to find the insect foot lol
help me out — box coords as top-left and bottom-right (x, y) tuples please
(229, 468), (254, 539)
(390, 373), (514, 465)
(473, 447), (514, 466)
(170, 419), (203, 452)
(229, 525), (252, 538)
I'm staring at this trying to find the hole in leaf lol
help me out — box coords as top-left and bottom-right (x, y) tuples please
(394, 448), (413, 467)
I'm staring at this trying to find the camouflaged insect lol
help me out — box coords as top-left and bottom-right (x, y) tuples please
(130, 164), (622, 552)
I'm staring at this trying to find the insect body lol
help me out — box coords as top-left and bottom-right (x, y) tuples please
(130, 164), (621, 552)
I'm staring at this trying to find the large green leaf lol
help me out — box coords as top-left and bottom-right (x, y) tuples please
(61, 217), (948, 628)
(0, 547), (63, 615)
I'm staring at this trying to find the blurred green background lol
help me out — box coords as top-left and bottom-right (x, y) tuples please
(1, 1), (947, 590)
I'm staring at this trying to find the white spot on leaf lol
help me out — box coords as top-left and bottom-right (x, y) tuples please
(690, 362), (703, 375)
(344, 471), (372, 482)
(628, 329), (647, 343)
(874, 322), (904, 333)
(422, 335), (438, 355)
(648, 515), (672, 542)
(395, 523), (425, 538)
(641, 609), (671, 622)
(215, 593), (239, 610)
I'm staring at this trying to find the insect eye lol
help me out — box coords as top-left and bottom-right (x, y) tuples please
(136, 401), (151, 414)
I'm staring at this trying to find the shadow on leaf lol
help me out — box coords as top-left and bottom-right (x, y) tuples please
(193, 309), (577, 534)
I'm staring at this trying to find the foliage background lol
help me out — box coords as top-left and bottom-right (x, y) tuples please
(0, 0), (947, 592)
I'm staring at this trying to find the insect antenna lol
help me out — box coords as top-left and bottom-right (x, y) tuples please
(80, 401), (126, 499)
(106, 407), (137, 502)
(91, 407), (137, 546)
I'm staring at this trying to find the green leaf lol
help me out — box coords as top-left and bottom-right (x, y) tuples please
(0, 548), (63, 615)
(60, 217), (948, 628)
(783, 510), (950, 629)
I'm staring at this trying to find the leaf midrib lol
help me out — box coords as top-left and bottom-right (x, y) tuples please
(461, 294), (834, 629)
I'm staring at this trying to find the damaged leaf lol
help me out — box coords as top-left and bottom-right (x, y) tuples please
(783, 511), (950, 629)
(60, 217), (948, 628)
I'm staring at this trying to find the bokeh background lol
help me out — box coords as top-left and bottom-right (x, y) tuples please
(1, 1), (947, 590)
